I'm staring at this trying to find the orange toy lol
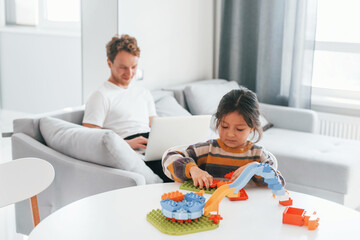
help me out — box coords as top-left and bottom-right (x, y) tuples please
(283, 207), (319, 230)
(161, 191), (184, 202)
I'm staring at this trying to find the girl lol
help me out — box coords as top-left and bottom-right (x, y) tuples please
(162, 87), (284, 189)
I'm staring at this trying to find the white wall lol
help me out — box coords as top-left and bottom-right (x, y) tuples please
(117, 0), (214, 90)
(0, 29), (82, 113)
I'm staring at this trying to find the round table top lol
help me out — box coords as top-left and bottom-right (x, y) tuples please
(29, 182), (360, 240)
(0, 158), (55, 208)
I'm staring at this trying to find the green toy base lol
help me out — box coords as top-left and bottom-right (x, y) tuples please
(179, 180), (217, 194)
(146, 209), (219, 235)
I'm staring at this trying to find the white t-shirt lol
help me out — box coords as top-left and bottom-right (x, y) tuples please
(83, 81), (157, 138)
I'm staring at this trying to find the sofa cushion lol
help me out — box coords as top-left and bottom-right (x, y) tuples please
(162, 79), (228, 108)
(184, 81), (240, 115)
(259, 128), (360, 195)
(13, 106), (85, 144)
(155, 95), (191, 117)
(39, 117), (162, 184)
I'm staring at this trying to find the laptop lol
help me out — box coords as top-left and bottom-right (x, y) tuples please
(143, 115), (212, 161)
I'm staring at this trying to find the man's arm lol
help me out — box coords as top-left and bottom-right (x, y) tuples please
(82, 123), (102, 129)
(149, 116), (156, 127)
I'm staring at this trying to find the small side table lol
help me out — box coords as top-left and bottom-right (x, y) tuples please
(0, 158), (55, 226)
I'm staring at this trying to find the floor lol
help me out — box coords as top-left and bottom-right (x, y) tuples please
(1, 110), (30, 240)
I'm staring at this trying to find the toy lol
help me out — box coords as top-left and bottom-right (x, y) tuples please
(160, 192), (205, 222)
(146, 209), (219, 235)
(180, 173), (248, 201)
(148, 162), (295, 235)
(204, 163), (292, 215)
(283, 207), (320, 230)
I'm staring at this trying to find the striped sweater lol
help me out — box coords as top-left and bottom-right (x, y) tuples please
(162, 138), (285, 186)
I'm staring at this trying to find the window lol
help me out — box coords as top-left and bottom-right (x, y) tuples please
(311, 0), (360, 115)
(5, 0), (80, 30)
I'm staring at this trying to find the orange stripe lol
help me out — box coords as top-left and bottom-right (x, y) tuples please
(197, 156), (208, 167)
(216, 139), (254, 153)
(185, 162), (197, 179)
(167, 162), (182, 182)
(206, 155), (260, 167)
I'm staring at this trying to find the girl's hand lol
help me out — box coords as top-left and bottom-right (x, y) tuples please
(189, 166), (213, 189)
(230, 162), (258, 181)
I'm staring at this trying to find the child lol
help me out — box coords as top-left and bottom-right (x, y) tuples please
(162, 87), (285, 189)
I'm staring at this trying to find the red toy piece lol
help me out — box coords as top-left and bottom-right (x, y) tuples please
(228, 188), (248, 201)
(279, 198), (293, 206)
(210, 179), (220, 188)
(283, 207), (319, 230)
(224, 171), (235, 179)
(208, 214), (223, 224)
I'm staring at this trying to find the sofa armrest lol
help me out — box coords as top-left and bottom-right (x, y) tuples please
(12, 133), (145, 235)
(259, 103), (319, 133)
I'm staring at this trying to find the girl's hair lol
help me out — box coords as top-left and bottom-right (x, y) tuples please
(215, 87), (263, 142)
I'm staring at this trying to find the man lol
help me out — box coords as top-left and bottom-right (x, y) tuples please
(83, 34), (156, 150)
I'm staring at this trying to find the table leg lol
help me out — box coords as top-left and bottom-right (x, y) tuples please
(30, 196), (40, 227)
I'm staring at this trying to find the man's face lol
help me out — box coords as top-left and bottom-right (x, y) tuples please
(107, 50), (139, 88)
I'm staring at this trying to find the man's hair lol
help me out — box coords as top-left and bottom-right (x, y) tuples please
(106, 34), (140, 63)
(215, 87), (263, 142)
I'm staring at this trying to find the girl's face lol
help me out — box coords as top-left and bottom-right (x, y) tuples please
(218, 112), (254, 149)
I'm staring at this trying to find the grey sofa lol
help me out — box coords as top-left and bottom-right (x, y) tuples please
(12, 80), (360, 235)
(12, 107), (147, 235)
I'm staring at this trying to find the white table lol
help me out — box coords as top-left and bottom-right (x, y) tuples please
(0, 158), (55, 208)
(28, 183), (360, 240)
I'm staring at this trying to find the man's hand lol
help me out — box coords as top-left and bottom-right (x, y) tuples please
(189, 166), (213, 189)
(125, 136), (148, 150)
(230, 162), (258, 181)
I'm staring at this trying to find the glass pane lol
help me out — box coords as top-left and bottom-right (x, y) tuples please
(312, 50), (360, 91)
(45, 0), (80, 22)
(13, 0), (38, 25)
(316, 0), (360, 43)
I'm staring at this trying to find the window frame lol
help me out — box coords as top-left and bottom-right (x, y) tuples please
(311, 13), (360, 116)
(4, 0), (80, 31)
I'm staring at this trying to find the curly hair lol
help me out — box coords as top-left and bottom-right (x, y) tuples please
(215, 87), (263, 142)
(106, 34), (140, 63)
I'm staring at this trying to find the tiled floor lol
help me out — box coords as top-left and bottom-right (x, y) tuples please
(1, 110), (29, 240)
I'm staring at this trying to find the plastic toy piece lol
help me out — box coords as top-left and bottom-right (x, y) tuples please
(224, 171), (234, 179)
(208, 214), (223, 224)
(161, 192), (206, 221)
(283, 207), (319, 230)
(147, 209), (219, 235)
(204, 163), (292, 215)
(196, 190), (205, 196)
(161, 190), (184, 202)
(304, 210), (320, 230)
(209, 179), (220, 188)
(279, 198), (293, 206)
(204, 184), (234, 216)
(180, 180), (217, 194)
(283, 207), (305, 226)
(227, 188), (248, 201)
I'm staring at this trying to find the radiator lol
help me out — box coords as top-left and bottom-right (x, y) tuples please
(318, 112), (360, 140)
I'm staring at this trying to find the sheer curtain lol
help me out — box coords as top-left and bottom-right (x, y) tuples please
(218, 0), (317, 108)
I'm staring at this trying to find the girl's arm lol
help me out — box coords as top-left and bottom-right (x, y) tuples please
(162, 141), (213, 187)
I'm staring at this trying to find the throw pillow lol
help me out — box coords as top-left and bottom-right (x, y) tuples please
(184, 81), (240, 115)
(260, 115), (273, 131)
(155, 95), (191, 117)
(39, 117), (162, 184)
